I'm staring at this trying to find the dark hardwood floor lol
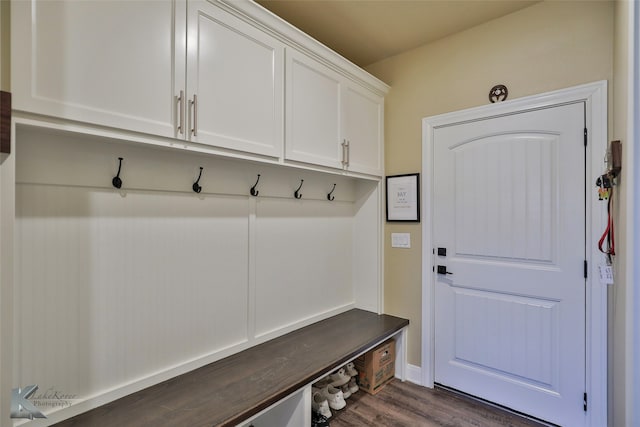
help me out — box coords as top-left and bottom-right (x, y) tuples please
(330, 379), (546, 427)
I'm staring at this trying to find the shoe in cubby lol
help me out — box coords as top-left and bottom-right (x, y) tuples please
(312, 391), (332, 419)
(348, 377), (359, 394)
(340, 384), (352, 399)
(329, 368), (350, 387)
(319, 385), (346, 411)
(345, 362), (358, 377)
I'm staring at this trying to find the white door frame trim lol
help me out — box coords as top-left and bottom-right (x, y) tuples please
(421, 81), (608, 426)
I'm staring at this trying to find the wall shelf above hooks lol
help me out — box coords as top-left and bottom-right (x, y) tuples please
(294, 180), (304, 199)
(112, 157), (124, 189)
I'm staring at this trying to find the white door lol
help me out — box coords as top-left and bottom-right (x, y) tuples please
(186, 1), (284, 157)
(433, 102), (586, 426)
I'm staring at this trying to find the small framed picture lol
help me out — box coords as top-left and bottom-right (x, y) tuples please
(386, 173), (420, 222)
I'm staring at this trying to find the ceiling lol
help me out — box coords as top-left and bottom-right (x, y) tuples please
(255, 0), (540, 68)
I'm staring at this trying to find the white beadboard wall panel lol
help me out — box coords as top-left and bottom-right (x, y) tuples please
(15, 184), (250, 397)
(254, 198), (353, 337)
(453, 134), (556, 264)
(12, 124), (380, 418)
(15, 185), (92, 398)
(352, 180), (381, 313)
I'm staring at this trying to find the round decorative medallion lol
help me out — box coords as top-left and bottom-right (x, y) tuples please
(489, 85), (508, 103)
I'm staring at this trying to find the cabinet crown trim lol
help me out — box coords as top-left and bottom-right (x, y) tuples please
(215, 0), (390, 96)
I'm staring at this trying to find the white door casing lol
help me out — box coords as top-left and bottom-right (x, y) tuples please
(433, 103), (585, 426)
(422, 81), (607, 426)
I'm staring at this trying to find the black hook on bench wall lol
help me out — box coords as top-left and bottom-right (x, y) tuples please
(294, 180), (304, 199)
(112, 157), (124, 189)
(192, 167), (203, 193)
(327, 183), (336, 201)
(250, 174), (261, 197)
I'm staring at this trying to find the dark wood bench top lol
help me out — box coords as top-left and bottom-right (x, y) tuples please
(54, 309), (409, 427)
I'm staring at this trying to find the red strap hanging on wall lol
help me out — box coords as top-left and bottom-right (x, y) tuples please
(598, 189), (615, 257)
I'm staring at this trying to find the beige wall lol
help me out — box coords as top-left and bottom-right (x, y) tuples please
(366, 0), (614, 372)
(0, 0), (9, 91)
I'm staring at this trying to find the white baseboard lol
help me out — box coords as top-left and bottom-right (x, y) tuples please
(406, 364), (423, 386)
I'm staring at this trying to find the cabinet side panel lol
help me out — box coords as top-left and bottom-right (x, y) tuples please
(352, 181), (381, 313)
(0, 123), (15, 427)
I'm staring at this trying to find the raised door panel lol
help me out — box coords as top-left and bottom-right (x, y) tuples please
(186, 1), (284, 157)
(11, 0), (183, 138)
(285, 50), (343, 169)
(343, 84), (383, 176)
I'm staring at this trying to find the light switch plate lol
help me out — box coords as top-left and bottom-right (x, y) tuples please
(391, 233), (411, 248)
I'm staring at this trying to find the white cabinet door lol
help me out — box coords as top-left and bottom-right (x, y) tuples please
(11, 0), (184, 139)
(186, 1), (284, 158)
(343, 83), (383, 175)
(285, 50), (344, 169)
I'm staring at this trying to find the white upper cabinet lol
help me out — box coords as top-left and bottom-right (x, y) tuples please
(11, 0), (183, 139)
(285, 50), (343, 170)
(185, 1), (284, 157)
(343, 83), (384, 176)
(12, 0), (283, 157)
(12, 0), (386, 172)
(285, 50), (384, 176)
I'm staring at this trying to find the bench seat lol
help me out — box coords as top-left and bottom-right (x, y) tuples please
(53, 309), (409, 427)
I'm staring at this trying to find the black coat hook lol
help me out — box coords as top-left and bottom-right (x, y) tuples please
(294, 179), (304, 199)
(112, 157), (123, 189)
(192, 167), (203, 193)
(250, 174), (261, 196)
(327, 183), (336, 201)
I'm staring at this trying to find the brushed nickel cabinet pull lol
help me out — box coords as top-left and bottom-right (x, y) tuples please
(190, 94), (198, 137)
(177, 90), (184, 135)
(345, 139), (350, 167)
(341, 139), (347, 166)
